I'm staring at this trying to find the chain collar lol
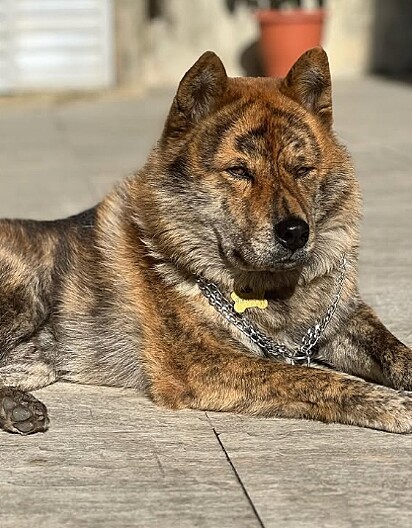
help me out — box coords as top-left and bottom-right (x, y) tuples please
(197, 257), (347, 367)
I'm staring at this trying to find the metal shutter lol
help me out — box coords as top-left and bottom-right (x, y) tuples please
(0, 0), (114, 92)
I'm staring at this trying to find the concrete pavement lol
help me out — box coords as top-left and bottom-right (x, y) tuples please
(0, 78), (411, 527)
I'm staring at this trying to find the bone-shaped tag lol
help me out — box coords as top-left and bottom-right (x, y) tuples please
(230, 291), (268, 314)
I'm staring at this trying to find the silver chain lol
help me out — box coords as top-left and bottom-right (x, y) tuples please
(197, 257), (346, 367)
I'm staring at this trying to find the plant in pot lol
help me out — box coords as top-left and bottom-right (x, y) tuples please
(229, 0), (327, 78)
(256, 0), (326, 77)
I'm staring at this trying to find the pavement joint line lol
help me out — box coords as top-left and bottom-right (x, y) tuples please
(206, 412), (266, 528)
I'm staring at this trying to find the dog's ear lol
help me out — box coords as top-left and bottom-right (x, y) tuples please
(280, 47), (332, 129)
(176, 51), (228, 121)
(162, 52), (228, 140)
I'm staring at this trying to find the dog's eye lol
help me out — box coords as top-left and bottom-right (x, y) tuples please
(294, 166), (315, 178)
(226, 166), (253, 181)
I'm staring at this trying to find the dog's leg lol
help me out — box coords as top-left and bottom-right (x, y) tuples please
(0, 365), (54, 435)
(148, 347), (412, 433)
(0, 330), (57, 435)
(320, 302), (412, 391)
(0, 254), (56, 436)
(0, 234), (57, 434)
(0, 386), (49, 435)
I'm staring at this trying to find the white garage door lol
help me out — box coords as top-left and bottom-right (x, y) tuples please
(0, 0), (114, 92)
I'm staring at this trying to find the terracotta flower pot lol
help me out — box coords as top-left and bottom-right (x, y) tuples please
(256, 9), (326, 78)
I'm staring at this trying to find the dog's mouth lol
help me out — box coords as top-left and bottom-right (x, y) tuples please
(224, 248), (310, 273)
(229, 257), (303, 299)
(211, 234), (307, 297)
(214, 228), (311, 275)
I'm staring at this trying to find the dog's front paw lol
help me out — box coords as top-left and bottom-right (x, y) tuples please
(376, 390), (412, 433)
(0, 387), (49, 435)
(383, 346), (412, 391)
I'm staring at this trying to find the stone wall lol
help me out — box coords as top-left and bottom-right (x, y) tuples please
(323, 0), (375, 77)
(114, 0), (412, 89)
(115, 0), (257, 87)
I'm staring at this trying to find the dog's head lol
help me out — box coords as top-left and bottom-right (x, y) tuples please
(141, 49), (361, 289)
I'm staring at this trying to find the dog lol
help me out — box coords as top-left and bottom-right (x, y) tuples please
(0, 48), (411, 435)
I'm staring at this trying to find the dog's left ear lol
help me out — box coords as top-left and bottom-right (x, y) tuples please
(280, 47), (332, 129)
(162, 51), (228, 141)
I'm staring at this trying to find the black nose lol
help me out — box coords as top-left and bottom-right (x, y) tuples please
(275, 218), (309, 251)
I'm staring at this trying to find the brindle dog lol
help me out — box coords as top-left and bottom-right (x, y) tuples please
(0, 48), (411, 435)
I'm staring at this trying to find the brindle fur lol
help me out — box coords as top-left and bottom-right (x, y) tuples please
(0, 48), (411, 435)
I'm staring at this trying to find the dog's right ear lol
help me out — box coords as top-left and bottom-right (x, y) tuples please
(162, 52), (228, 140)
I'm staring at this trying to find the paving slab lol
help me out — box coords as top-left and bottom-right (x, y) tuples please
(0, 385), (259, 528)
(0, 77), (411, 527)
(207, 412), (411, 528)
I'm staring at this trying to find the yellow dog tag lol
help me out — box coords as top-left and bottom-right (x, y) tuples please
(230, 291), (268, 314)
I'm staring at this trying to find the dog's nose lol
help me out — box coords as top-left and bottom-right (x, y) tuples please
(275, 218), (309, 251)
